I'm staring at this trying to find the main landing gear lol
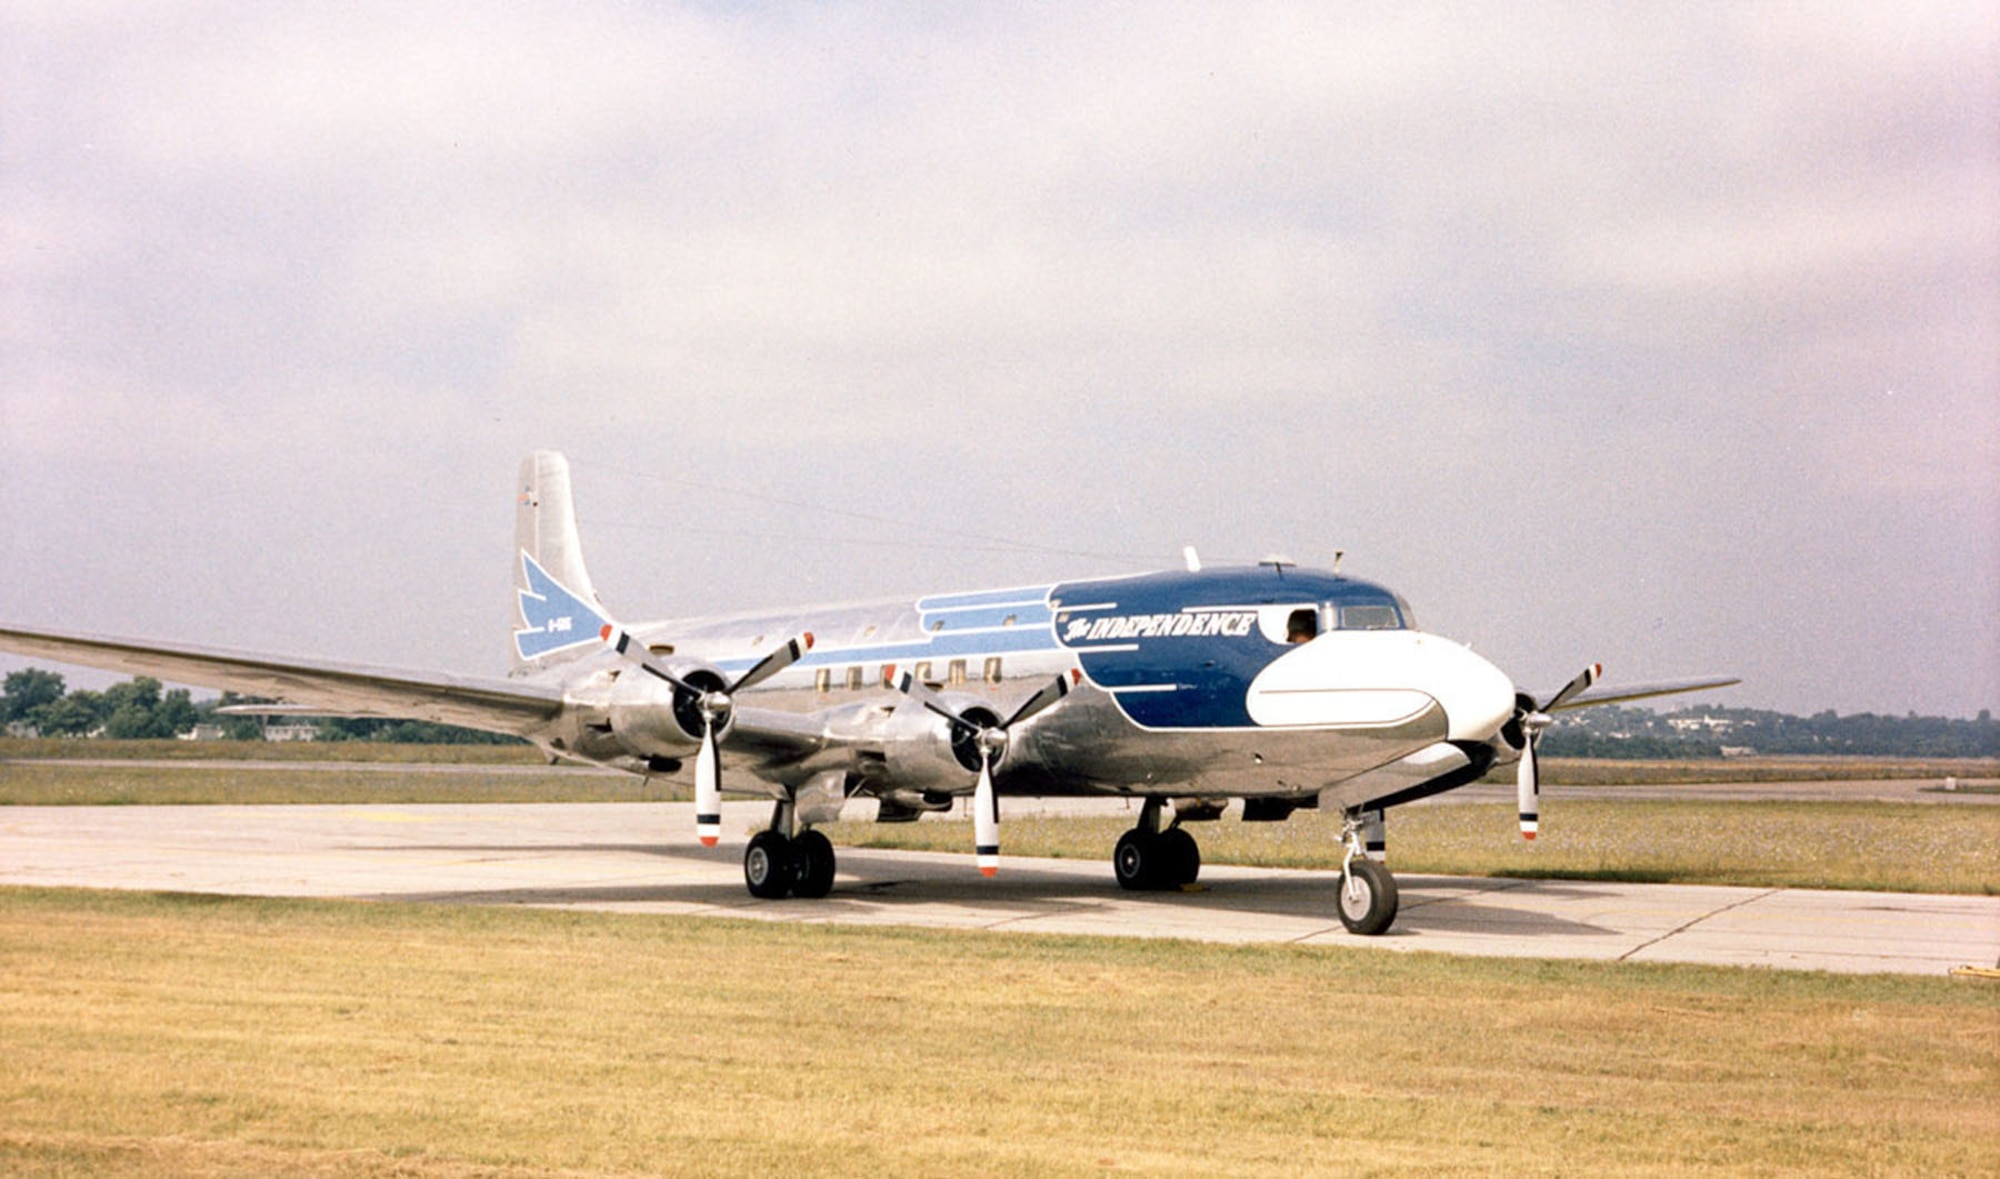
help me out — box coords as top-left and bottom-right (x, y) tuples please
(1112, 797), (1201, 891)
(742, 801), (837, 900)
(728, 794), (1401, 936)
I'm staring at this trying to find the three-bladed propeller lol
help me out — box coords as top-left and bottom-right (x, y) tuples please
(896, 671), (1073, 876)
(602, 625), (813, 847)
(1515, 663), (1601, 840)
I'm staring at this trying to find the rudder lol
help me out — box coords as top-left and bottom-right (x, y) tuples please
(513, 451), (607, 672)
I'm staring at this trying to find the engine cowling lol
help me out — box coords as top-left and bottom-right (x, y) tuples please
(878, 692), (1002, 794)
(603, 659), (733, 760)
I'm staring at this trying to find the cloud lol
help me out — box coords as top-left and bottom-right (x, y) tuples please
(2, 2), (1995, 713)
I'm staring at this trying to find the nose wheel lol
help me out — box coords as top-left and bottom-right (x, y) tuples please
(1337, 815), (1399, 935)
(1336, 858), (1398, 935)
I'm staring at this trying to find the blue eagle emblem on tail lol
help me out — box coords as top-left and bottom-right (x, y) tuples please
(514, 552), (611, 661)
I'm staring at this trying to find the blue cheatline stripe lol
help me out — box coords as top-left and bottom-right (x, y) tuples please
(915, 585), (1056, 611)
(712, 626), (1058, 673)
(920, 604), (1055, 631)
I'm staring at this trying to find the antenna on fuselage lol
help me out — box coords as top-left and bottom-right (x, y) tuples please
(1258, 554), (1295, 577)
(1334, 549), (1345, 575)
(1182, 546), (1202, 572)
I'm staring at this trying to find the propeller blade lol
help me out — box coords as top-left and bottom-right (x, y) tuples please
(603, 626), (698, 694)
(1002, 673), (1072, 730)
(974, 754), (999, 877)
(889, 670), (1076, 880)
(1542, 663), (1602, 713)
(694, 721), (721, 848)
(1516, 735), (1539, 840)
(894, 672), (984, 738)
(727, 632), (815, 695)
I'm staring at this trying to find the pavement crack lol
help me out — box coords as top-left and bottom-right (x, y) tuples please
(1619, 886), (1784, 962)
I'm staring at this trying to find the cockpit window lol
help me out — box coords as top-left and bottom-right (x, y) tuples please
(1285, 607), (1318, 643)
(1337, 603), (1404, 631)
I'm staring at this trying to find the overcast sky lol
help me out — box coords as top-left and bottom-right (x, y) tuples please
(4, 3), (1996, 718)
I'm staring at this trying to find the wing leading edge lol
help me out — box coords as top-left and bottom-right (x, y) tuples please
(1549, 675), (1742, 711)
(0, 626), (565, 736)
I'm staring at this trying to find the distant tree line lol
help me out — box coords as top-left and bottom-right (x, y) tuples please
(1541, 704), (1999, 759)
(1, 669), (522, 745)
(1, 669), (201, 739)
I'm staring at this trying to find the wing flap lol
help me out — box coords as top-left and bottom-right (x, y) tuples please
(0, 626), (565, 736)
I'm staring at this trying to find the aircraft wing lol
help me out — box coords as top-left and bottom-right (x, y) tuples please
(0, 626), (565, 735)
(717, 707), (838, 763)
(1549, 675), (1742, 711)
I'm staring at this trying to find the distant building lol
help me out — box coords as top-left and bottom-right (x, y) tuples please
(1668, 714), (1736, 735)
(179, 723), (228, 742)
(263, 723), (320, 742)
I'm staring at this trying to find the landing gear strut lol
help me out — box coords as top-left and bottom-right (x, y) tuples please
(1336, 812), (1398, 935)
(741, 799), (839, 900)
(1113, 797), (1201, 891)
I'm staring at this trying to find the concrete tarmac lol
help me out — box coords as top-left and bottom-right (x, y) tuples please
(1, 801), (1994, 977)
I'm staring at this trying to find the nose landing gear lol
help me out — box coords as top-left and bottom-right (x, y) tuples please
(1337, 813), (1399, 935)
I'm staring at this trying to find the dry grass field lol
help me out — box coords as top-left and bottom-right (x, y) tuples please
(2, 888), (1995, 1177)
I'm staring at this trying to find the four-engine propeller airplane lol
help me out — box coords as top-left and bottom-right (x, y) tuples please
(0, 452), (1736, 934)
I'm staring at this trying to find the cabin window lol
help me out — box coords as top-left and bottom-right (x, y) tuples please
(929, 618), (945, 632)
(947, 659), (967, 686)
(913, 661), (933, 684)
(983, 656), (1003, 684)
(1001, 613), (1017, 627)
(845, 666), (864, 691)
(1338, 604), (1403, 631)
(814, 668), (831, 694)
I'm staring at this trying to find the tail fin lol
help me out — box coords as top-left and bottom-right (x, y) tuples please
(513, 451), (610, 672)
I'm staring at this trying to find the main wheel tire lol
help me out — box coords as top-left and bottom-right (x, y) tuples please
(791, 829), (837, 899)
(1157, 826), (1200, 888)
(1113, 829), (1157, 891)
(744, 830), (796, 899)
(1336, 858), (1399, 936)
